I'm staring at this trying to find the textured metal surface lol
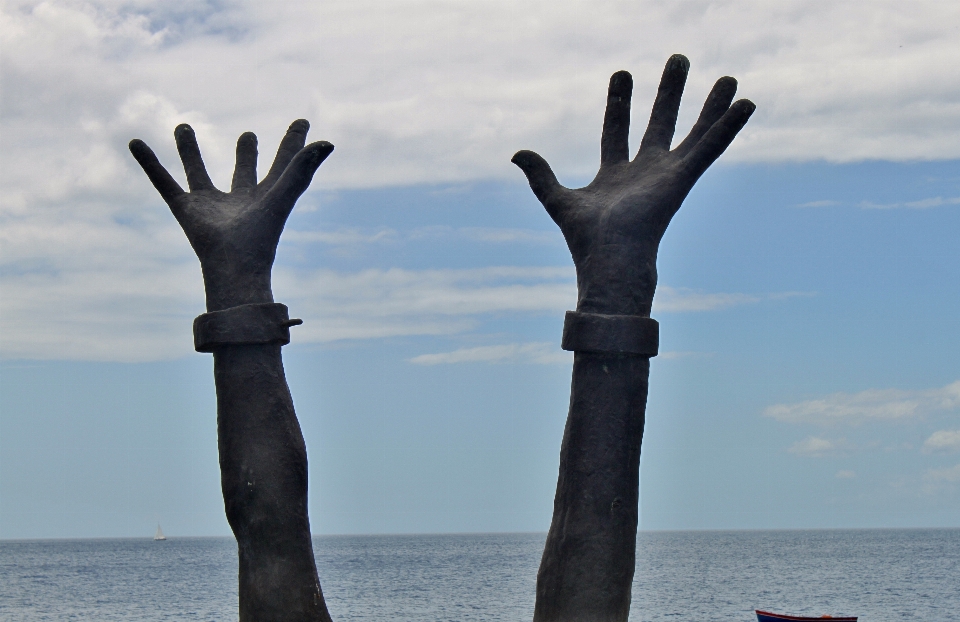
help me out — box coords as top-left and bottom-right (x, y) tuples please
(561, 311), (659, 356)
(131, 121), (334, 622)
(193, 303), (301, 353)
(513, 55), (755, 622)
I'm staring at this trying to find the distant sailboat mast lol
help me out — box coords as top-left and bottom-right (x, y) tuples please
(154, 524), (167, 541)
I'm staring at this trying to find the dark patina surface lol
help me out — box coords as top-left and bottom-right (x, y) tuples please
(127, 52), (753, 622)
(131, 121), (334, 621)
(513, 55), (755, 622)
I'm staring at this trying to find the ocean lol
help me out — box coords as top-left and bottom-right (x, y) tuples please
(1, 529), (957, 621)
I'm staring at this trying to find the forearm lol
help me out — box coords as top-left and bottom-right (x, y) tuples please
(518, 54), (753, 622)
(213, 344), (331, 622)
(535, 352), (650, 622)
(132, 118), (334, 621)
(214, 344), (309, 548)
(201, 263), (275, 313)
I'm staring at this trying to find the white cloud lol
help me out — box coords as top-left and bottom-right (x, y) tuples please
(658, 351), (713, 360)
(2, 148), (810, 364)
(282, 226), (558, 247)
(272, 266), (576, 344)
(5, 0), (960, 209)
(409, 342), (571, 366)
(835, 470), (857, 479)
(788, 436), (846, 457)
(0, 207), (204, 361)
(4, 0), (960, 222)
(654, 287), (760, 312)
(1, 263), (577, 361)
(764, 380), (960, 426)
(454, 228), (557, 245)
(860, 196), (960, 210)
(283, 228), (399, 246)
(795, 196), (960, 210)
(3, 250), (812, 360)
(922, 430), (960, 454)
(796, 200), (841, 208)
(921, 463), (960, 495)
(653, 286), (813, 313)
(924, 464), (960, 484)
(3, 0), (950, 362)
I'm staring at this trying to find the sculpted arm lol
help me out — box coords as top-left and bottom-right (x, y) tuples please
(513, 55), (754, 622)
(130, 122), (334, 622)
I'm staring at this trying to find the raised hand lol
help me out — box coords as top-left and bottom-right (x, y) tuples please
(512, 54), (755, 317)
(130, 120), (333, 311)
(130, 122), (335, 621)
(517, 57), (755, 622)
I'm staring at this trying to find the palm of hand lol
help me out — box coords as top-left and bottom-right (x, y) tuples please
(513, 55), (755, 316)
(130, 120), (333, 311)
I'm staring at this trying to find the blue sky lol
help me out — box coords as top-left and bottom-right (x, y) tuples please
(2, 1), (960, 538)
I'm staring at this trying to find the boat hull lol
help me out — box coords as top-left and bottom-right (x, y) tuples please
(757, 610), (857, 622)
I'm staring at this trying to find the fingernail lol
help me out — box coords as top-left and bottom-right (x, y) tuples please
(288, 119), (310, 134)
(609, 71), (633, 99)
(717, 76), (738, 91)
(667, 54), (690, 73)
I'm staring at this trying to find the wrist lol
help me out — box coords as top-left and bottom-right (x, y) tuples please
(204, 288), (274, 313)
(200, 265), (274, 312)
(574, 286), (654, 317)
(576, 299), (653, 317)
(573, 246), (657, 317)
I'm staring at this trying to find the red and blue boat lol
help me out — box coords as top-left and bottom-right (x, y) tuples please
(756, 610), (857, 622)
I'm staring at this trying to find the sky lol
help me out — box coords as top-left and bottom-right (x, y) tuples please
(1, 0), (960, 539)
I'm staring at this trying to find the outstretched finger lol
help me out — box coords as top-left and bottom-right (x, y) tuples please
(129, 139), (186, 208)
(262, 140), (334, 222)
(261, 119), (310, 190)
(174, 124), (215, 191)
(511, 150), (566, 224)
(682, 99), (756, 179)
(231, 132), (258, 191)
(638, 54), (690, 155)
(600, 71), (633, 166)
(672, 76), (737, 159)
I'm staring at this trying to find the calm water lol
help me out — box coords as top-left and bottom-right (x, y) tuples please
(1, 530), (957, 621)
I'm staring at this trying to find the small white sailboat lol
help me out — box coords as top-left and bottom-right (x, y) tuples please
(154, 524), (167, 541)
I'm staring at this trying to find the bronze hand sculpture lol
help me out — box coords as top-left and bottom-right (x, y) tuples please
(127, 52), (752, 621)
(513, 55), (755, 622)
(131, 121), (334, 622)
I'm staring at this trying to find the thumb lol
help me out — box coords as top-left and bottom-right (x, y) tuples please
(511, 150), (567, 222)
